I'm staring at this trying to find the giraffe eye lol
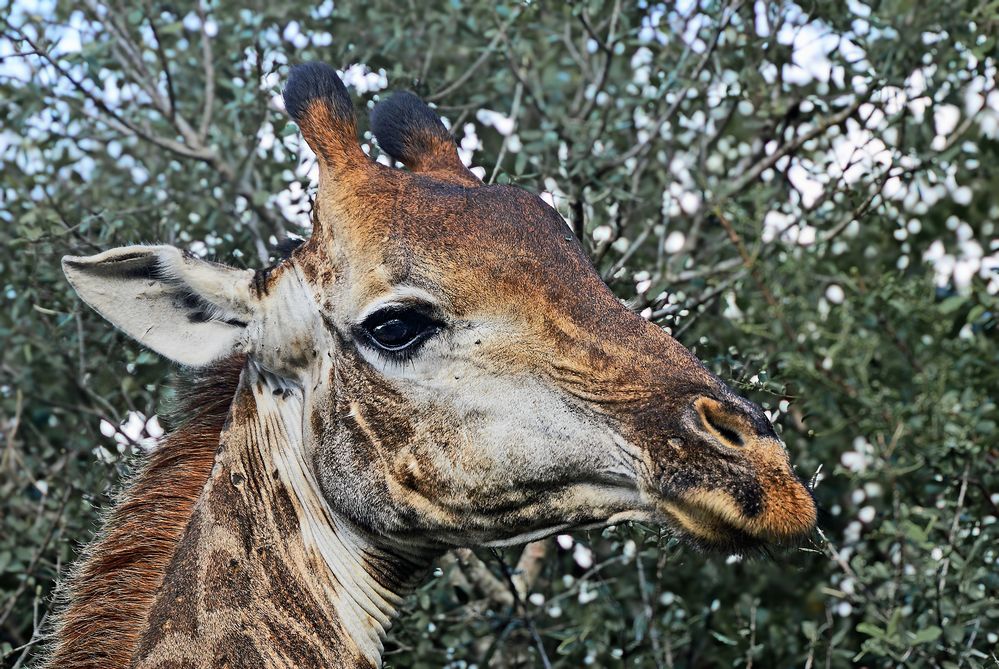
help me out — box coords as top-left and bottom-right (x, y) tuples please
(359, 307), (441, 355)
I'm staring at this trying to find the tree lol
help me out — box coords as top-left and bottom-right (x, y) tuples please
(1, 0), (997, 666)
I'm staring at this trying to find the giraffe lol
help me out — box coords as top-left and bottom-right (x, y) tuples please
(45, 62), (817, 668)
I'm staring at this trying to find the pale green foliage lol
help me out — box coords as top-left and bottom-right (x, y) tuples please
(1, 1), (997, 667)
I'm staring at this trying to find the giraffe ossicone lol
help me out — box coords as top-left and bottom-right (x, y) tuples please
(48, 62), (816, 668)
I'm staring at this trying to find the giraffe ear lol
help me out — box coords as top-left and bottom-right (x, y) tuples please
(370, 91), (482, 187)
(283, 62), (369, 178)
(63, 245), (257, 367)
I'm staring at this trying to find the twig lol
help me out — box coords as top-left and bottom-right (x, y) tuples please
(595, 0), (742, 176)
(715, 208), (796, 341)
(428, 11), (520, 101)
(452, 548), (514, 607)
(510, 539), (549, 601)
(197, 0), (215, 141)
(0, 487), (72, 628)
(144, 4), (177, 120)
(636, 550), (667, 669)
(10, 19), (288, 255)
(812, 166), (892, 247)
(574, 0), (621, 121)
(649, 268), (745, 320)
(1, 389), (24, 472)
(719, 96), (866, 201)
(10, 609), (51, 669)
(936, 460), (970, 628)
(491, 549), (553, 669)
(8, 27), (213, 160)
(488, 81), (523, 184)
(816, 526), (882, 612)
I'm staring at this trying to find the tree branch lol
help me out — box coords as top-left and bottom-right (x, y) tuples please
(197, 0), (215, 142)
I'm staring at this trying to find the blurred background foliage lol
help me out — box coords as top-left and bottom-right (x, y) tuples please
(1, 0), (998, 666)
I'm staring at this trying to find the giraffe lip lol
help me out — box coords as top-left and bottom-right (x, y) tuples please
(659, 491), (815, 554)
(657, 498), (766, 553)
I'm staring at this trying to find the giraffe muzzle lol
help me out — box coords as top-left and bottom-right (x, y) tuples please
(646, 394), (818, 552)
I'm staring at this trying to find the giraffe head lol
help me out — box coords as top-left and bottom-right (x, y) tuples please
(63, 63), (815, 555)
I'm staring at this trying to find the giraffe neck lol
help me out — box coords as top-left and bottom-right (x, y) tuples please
(132, 362), (430, 669)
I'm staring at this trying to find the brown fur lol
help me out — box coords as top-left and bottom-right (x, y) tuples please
(49, 64), (817, 667)
(299, 99), (367, 177)
(128, 372), (382, 669)
(42, 356), (245, 669)
(403, 133), (481, 186)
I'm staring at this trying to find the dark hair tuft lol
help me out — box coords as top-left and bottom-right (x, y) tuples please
(370, 91), (454, 166)
(283, 62), (354, 125)
(274, 235), (306, 259)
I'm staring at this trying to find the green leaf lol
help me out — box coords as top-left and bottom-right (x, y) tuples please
(938, 295), (966, 314)
(709, 631), (738, 646)
(857, 622), (886, 640)
(910, 626), (942, 645)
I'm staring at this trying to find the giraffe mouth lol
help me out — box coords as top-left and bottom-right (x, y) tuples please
(657, 487), (816, 554)
(658, 498), (765, 553)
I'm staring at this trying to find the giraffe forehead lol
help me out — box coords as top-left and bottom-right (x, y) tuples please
(315, 173), (620, 318)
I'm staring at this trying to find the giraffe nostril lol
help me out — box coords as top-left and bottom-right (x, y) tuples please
(695, 397), (748, 448)
(704, 413), (744, 447)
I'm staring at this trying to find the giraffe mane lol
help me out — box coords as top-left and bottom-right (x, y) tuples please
(40, 355), (245, 669)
